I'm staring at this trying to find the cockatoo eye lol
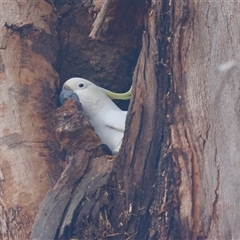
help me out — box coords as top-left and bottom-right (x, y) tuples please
(79, 83), (84, 88)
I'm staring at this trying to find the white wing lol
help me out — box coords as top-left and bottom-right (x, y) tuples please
(103, 110), (127, 132)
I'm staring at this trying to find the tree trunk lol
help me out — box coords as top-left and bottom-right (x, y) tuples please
(1, 0), (240, 239)
(172, 1), (240, 239)
(0, 1), (62, 239)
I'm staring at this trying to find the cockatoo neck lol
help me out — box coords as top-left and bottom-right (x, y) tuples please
(75, 87), (121, 120)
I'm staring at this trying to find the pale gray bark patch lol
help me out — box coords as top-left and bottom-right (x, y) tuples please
(0, 54), (5, 72)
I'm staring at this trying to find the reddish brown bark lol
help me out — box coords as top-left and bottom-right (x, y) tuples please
(1, 0), (240, 239)
(0, 1), (62, 239)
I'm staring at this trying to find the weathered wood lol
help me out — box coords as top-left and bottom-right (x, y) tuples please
(89, 0), (111, 39)
(0, 1), (61, 239)
(62, 1), (240, 239)
(1, 0), (239, 239)
(171, 1), (240, 239)
(54, 99), (101, 153)
(97, 2), (177, 239)
(31, 100), (113, 239)
(66, 1), (176, 239)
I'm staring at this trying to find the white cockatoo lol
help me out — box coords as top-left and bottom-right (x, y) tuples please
(60, 77), (131, 153)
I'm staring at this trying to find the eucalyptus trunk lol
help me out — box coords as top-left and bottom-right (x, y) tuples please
(0, 1), (61, 239)
(0, 0), (239, 240)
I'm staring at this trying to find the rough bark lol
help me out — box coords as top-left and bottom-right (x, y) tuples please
(51, 0), (240, 239)
(0, 1), (62, 239)
(31, 100), (114, 240)
(32, 1), (177, 239)
(1, 0), (240, 239)
(171, 1), (240, 239)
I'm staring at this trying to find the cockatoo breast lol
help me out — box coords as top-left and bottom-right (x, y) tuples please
(74, 86), (120, 121)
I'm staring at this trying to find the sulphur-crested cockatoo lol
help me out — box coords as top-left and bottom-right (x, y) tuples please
(60, 77), (131, 153)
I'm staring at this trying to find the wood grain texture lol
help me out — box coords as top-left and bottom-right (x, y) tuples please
(0, 1), (61, 239)
(0, 0), (238, 239)
(172, 0), (240, 239)
(31, 100), (114, 240)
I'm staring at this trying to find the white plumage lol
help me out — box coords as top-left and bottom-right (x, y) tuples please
(62, 77), (128, 153)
